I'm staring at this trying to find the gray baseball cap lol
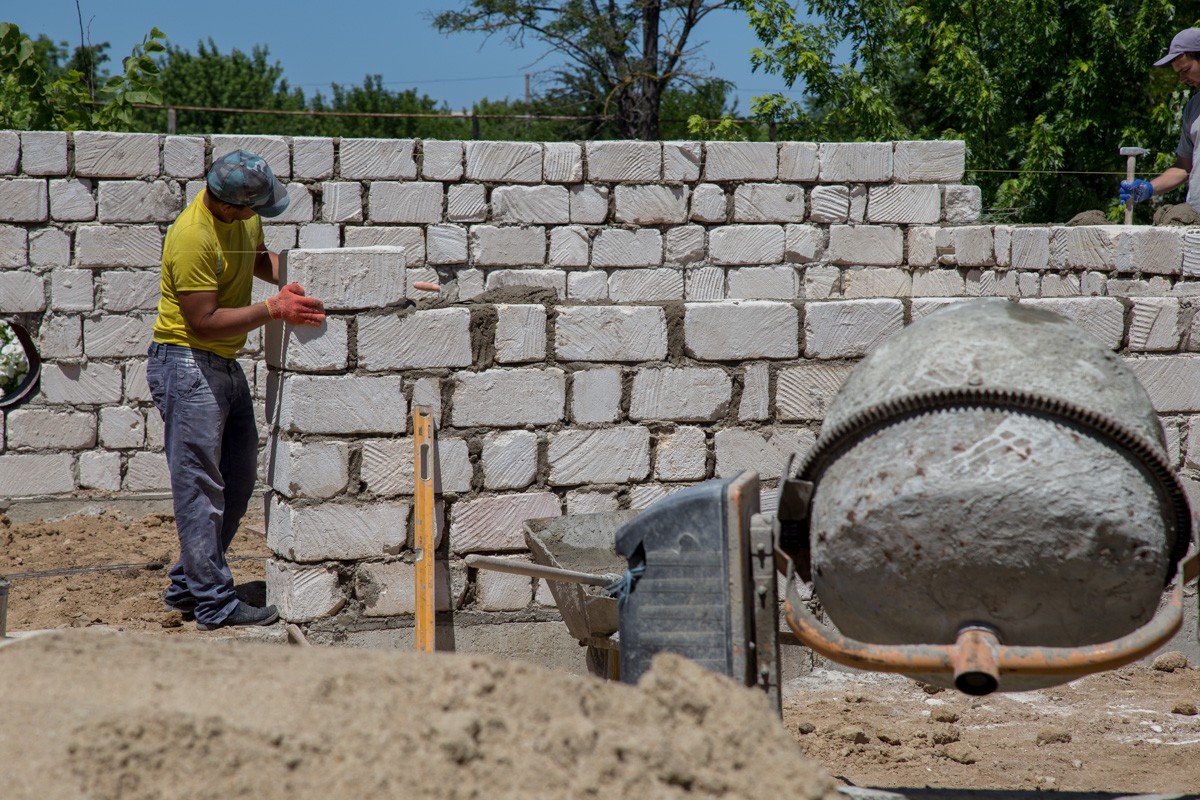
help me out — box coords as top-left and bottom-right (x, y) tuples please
(1154, 27), (1200, 67)
(206, 149), (290, 218)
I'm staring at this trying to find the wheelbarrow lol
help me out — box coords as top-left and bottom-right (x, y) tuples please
(464, 511), (636, 679)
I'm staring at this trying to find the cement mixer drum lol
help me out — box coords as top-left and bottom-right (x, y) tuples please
(803, 299), (1191, 691)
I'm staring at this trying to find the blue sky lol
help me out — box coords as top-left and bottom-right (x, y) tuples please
(4, 1), (809, 116)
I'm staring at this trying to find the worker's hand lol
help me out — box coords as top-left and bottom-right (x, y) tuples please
(1119, 179), (1154, 205)
(266, 283), (325, 327)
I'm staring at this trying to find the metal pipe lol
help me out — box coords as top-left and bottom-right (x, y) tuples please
(0, 575), (9, 639)
(782, 561), (1185, 692)
(463, 554), (616, 587)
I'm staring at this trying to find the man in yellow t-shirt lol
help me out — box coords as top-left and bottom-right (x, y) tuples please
(147, 149), (324, 631)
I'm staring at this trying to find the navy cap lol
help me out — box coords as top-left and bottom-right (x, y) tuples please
(1154, 28), (1200, 67)
(206, 149), (289, 218)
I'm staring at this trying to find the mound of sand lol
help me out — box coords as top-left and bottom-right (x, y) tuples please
(0, 630), (836, 800)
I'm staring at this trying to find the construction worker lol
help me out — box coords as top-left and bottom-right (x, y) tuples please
(147, 149), (325, 630)
(1120, 27), (1200, 213)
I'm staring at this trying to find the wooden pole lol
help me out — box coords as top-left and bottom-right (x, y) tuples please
(412, 405), (436, 653)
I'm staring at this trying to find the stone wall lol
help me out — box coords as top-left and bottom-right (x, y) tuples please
(1, 130), (1197, 664)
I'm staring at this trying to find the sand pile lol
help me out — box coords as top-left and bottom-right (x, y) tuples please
(0, 630), (836, 800)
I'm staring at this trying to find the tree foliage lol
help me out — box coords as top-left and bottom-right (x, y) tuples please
(741, 0), (1199, 222)
(0, 22), (165, 131)
(433, 0), (739, 139)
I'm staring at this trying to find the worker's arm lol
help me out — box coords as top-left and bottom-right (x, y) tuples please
(1150, 155), (1191, 195)
(253, 244), (279, 284)
(179, 281), (325, 341)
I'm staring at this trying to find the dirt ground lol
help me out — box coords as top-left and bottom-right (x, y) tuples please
(1, 509), (1198, 797)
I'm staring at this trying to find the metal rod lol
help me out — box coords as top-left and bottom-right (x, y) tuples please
(463, 554), (615, 587)
(412, 406), (437, 654)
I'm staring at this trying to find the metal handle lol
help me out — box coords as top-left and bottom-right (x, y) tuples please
(464, 554), (617, 587)
(782, 558), (1185, 695)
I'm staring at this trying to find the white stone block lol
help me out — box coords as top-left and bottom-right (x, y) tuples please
(6, 408), (95, 449)
(556, 306), (667, 361)
(809, 185), (849, 224)
(268, 497), (408, 562)
(0, 178), (48, 222)
(739, 362), (770, 422)
(51, 268), (94, 311)
(267, 438), (349, 499)
(893, 140), (965, 182)
(1010, 227), (1050, 270)
(0, 224), (26, 269)
(49, 178), (96, 221)
(123, 451), (170, 492)
(586, 141), (661, 182)
(591, 228), (662, 268)
(99, 406), (145, 449)
(664, 141), (702, 182)
(867, 184), (940, 224)
(493, 185), (570, 224)
(0, 453), (74, 496)
(714, 428), (816, 480)
(709, 224), (785, 266)
(452, 368), (565, 427)
(827, 225), (903, 266)
(953, 226), (995, 267)
(655, 426), (707, 481)
(484, 269), (566, 298)
(570, 184), (610, 224)
(21, 131), (68, 175)
(548, 427), (650, 485)
(1117, 227), (1183, 275)
(565, 492), (620, 515)
(1019, 297), (1124, 349)
(608, 269), (683, 302)
(705, 141), (777, 181)
(912, 269), (965, 297)
(685, 300), (799, 360)
(359, 308), (472, 370)
(785, 224), (824, 264)
(450, 491), (561, 552)
(820, 142), (891, 182)
(0, 131), (19, 174)
(1040, 273), (1081, 298)
(802, 266), (840, 300)
(74, 132), (159, 177)
(279, 246), (406, 310)
(76, 225), (162, 268)
(549, 225), (589, 267)
(267, 560), (345, 622)
(495, 304), (547, 363)
(1128, 356), (1200, 413)
(805, 298), (904, 358)
(448, 184), (488, 222)
(614, 184), (688, 225)
(0, 272), (46, 312)
(686, 267), (725, 300)
(544, 142), (582, 183)
(776, 363), (851, 422)
(470, 225), (546, 266)
(567, 270), (608, 301)
(78, 450), (121, 491)
(482, 430), (538, 490)
(841, 267), (911, 298)
(630, 367), (731, 421)
(475, 557), (535, 611)
(368, 181), (442, 224)
(571, 368), (622, 423)
(422, 140), (464, 181)
(36, 316), (83, 362)
(292, 137), (335, 180)
(268, 373), (406, 434)
(733, 184), (805, 223)
(97, 180), (182, 223)
(360, 437), (471, 496)
(163, 135), (205, 178)
(465, 141), (542, 183)
(664, 225), (706, 266)
(690, 183), (727, 223)
(27, 228), (67, 268)
(321, 181), (363, 222)
(779, 142), (819, 181)
(341, 228), (423, 263)
(728, 266), (797, 299)
(943, 185), (982, 223)
(356, 560), (451, 617)
(1128, 297), (1182, 352)
(993, 225), (1013, 267)
(339, 138), (416, 179)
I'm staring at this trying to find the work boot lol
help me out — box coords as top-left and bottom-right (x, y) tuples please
(196, 601), (279, 631)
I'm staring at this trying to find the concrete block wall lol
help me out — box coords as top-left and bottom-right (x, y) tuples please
(2, 131), (1198, 656)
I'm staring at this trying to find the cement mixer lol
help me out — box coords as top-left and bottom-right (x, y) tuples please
(613, 299), (1197, 701)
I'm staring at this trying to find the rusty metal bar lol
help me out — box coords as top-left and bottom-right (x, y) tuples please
(464, 554), (616, 587)
(413, 406), (437, 654)
(782, 561), (1185, 689)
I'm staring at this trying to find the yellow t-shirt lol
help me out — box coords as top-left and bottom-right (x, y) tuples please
(152, 189), (265, 359)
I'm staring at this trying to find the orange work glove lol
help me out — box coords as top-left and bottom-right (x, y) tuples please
(265, 283), (325, 327)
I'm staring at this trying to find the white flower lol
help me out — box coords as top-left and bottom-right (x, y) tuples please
(0, 321), (31, 398)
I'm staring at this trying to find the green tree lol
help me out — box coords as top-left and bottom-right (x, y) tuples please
(433, 1), (739, 139)
(0, 22), (164, 131)
(307, 75), (458, 139)
(741, 0), (1198, 222)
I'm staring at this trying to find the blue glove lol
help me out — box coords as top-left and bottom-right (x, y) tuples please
(1119, 179), (1153, 205)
